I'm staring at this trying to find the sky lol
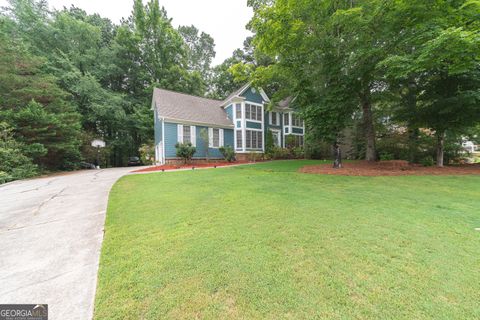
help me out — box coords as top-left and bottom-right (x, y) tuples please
(0, 0), (253, 65)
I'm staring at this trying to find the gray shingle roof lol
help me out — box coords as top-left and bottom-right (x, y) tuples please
(153, 88), (233, 127)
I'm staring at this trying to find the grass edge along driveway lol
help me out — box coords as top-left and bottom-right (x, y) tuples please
(94, 160), (480, 319)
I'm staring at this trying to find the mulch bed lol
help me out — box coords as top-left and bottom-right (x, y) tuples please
(299, 160), (480, 176)
(133, 161), (251, 173)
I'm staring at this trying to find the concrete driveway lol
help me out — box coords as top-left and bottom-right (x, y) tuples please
(0, 167), (140, 320)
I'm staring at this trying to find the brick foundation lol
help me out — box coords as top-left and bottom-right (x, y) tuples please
(164, 158), (226, 165)
(235, 153), (265, 162)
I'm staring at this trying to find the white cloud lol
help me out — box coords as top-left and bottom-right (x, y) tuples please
(0, 0), (253, 65)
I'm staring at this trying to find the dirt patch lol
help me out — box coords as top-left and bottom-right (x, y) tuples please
(299, 161), (480, 176)
(133, 161), (252, 173)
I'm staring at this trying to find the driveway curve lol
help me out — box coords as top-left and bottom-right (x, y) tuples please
(0, 167), (138, 320)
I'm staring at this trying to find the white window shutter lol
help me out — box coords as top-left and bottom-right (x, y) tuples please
(220, 129), (224, 147)
(208, 128), (213, 148)
(190, 126), (196, 146)
(177, 124), (183, 143)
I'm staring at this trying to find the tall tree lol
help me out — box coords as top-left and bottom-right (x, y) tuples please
(178, 25), (216, 77)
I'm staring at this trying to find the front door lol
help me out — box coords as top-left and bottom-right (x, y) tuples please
(271, 131), (280, 147)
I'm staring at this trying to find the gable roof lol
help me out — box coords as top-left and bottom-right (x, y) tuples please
(152, 88), (233, 127)
(221, 83), (270, 106)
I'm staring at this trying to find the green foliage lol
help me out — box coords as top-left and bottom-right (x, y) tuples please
(139, 144), (154, 165)
(219, 145), (235, 162)
(175, 142), (196, 164)
(0, 0), (218, 179)
(421, 156), (434, 167)
(265, 129), (274, 153)
(0, 122), (37, 183)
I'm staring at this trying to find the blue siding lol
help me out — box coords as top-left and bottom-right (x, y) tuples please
(246, 121), (262, 129)
(241, 86), (264, 104)
(265, 110), (283, 147)
(164, 122), (179, 157)
(164, 122), (234, 159)
(225, 105), (233, 120)
(292, 127), (304, 134)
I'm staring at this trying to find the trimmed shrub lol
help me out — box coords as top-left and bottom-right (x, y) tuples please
(219, 145), (235, 162)
(175, 142), (196, 164)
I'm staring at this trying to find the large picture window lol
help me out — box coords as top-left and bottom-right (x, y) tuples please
(286, 134), (304, 148)
(292, 114), (304, 127)
(245, 130), (263, 149)
(245, 103), (262, 122)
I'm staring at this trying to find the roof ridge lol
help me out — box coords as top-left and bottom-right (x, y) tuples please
(154, 87), (222, 104)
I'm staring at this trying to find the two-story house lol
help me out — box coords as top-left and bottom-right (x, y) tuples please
(152, 83), (304, 164)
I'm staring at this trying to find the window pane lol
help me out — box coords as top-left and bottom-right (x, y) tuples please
(245, 104), (251, 119)
(246, 130), (251, 148)
(183, 126), (191, 143)
(284, 113), (289, 125)
(236, 104), (241, 118)
(236, 130), (242, 148)
(258, 132), (263, 149)
(257, 107), (262, 122)
(251, 105), (256, 120)
(213, 129), (220, 147)
(252, 130), (257, 148)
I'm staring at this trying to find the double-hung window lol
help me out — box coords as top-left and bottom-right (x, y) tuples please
(284, 113), (289, 126)
(270, 112), (279, 126)
(292, 114), (303, 127)
(245, 103), (262, 122)
(208, 128), (224, 148)
(235, 104), (242, 119)
(183, 126), (191, 143)
(178, 124), (196, 146)
(236, 130), (242, 149)
(245, 130), (263, 149)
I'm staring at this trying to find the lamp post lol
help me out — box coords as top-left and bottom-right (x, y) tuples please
(91, 139), (106, 169)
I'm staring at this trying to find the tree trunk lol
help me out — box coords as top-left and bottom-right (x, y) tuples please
(436, 131), (445, 167)
(333, 142), (342, 169)
(361, 96), (376, 161)
(408, 127), (420, 164)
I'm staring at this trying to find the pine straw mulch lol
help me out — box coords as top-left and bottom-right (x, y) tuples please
(299, 160), (480, 176)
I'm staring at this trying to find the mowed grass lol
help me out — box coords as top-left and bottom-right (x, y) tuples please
(94, 160), (480, 319)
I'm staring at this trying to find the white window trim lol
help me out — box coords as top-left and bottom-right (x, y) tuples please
(178, 124), (197, 146)
(270, 111), (280, 126)
(244, 102), (264, 123)
(208, 127), (224, 149)
(244, 129), (264, 150)
(177, 124), (183, 143)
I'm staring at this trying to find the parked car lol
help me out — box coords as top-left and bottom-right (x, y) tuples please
(127, 156), (142, 166)
(79, 162), (96, 169)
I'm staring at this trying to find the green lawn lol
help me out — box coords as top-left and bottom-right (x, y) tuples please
(94, 160), (480, 319)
